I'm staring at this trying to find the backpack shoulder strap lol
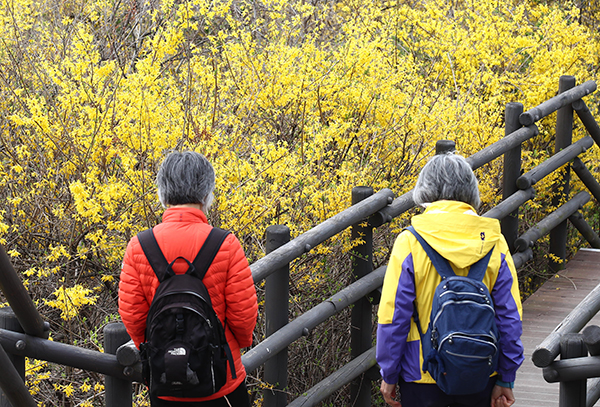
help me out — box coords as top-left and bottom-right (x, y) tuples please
(191, 227), (231, 280)
(137, 228), (172, 283)
(466, 247), (494, 282)
(406, 226), (455, 279)
(191, 227), (236, 379)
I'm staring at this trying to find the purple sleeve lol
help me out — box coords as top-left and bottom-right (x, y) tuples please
(376, 254), (416, 384)
(492, 253), (524, 382)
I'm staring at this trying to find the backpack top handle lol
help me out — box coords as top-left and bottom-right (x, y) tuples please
(137, 227), (231, 283)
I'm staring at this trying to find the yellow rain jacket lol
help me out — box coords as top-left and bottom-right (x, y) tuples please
(376, 200), (524, 386)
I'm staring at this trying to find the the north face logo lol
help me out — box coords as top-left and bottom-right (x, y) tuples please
(168, 347), (187, 356)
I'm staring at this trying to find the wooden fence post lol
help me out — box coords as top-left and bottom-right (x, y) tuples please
(550, 75), (576, 272)
(583, 325), (600, 406)
(350, 186), (374, 407)
(502, 102), (523, 253)
(264, 225), (290, 407)
(435, 140), (456, 154)
(560, 333), (587, 407)
(0, 308), (24, 378)
(0, 307), (34, 407)
(104, 322), (132, 407)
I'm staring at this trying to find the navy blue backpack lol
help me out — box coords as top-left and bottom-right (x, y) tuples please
(407, 226), (500, 395)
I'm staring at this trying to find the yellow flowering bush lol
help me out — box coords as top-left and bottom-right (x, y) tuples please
(44, 285), (98, 321)
(0, 0), (599, 404)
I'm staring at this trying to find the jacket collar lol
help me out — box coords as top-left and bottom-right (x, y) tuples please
(162, 207), (208, 224)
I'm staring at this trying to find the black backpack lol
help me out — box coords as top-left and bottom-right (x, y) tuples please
(137, 227), (236, 399)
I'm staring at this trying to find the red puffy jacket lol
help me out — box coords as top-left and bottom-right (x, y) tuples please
(118, 207), (258, 402)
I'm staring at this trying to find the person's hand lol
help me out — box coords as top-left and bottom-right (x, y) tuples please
(491, 385), (515, 407)
(380, 380), (402, 407)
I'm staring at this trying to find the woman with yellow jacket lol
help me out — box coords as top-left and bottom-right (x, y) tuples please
(377, 152), (524, 407)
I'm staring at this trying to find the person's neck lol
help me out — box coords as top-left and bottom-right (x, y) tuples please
(168, 203), (204, 211)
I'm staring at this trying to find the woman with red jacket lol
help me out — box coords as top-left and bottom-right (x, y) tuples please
(118, 151), (258, 406)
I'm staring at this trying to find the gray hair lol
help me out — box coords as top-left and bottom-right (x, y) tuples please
(412, 152), (480, 209)
(156, 151), (215, 209)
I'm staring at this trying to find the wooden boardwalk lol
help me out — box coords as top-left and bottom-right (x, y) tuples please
(515, 248), (600, 407)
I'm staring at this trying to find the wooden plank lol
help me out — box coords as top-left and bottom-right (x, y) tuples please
(514, 249), (600, 407)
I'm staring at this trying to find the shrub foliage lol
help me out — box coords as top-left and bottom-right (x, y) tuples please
(0, 0), (599, 405)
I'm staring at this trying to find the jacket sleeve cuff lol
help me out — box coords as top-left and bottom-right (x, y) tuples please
(380, 370), (400, 385)
(497, 370), (517, 382)
(496, 379), (514, 388)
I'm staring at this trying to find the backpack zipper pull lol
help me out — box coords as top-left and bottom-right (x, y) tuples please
(176, 314), (185, 336)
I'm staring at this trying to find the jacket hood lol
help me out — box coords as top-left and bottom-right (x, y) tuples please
(411, 200), (501, 269)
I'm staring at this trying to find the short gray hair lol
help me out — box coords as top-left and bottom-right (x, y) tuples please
(156, 151), (215, 209)
(412, 152), (480, 209)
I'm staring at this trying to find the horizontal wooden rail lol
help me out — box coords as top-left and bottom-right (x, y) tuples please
(242, 266), (385, 373)
(0, 328), (139, 382)
(374, 190), (414, 226)
(466, 125), (539, 170)
(482, 188), (536, 220)
(514, 191), (591, 252)
(287, 347), (377, 407)
(512, 248), (533, 269)
(250, 189), (394, 283)
(519, 80), (597, 126)
(378, 124), (540, 224)
(532, 282), (600, 367)
(543, 355), (600, 383)
(516, 136), (594, 190)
